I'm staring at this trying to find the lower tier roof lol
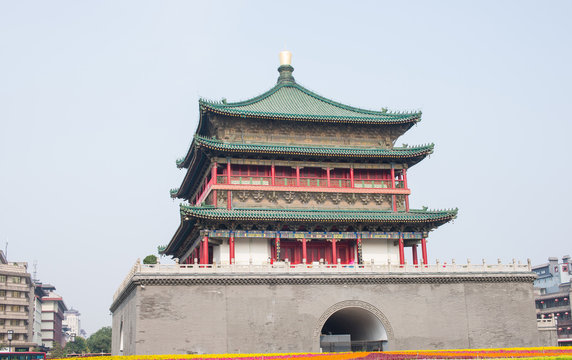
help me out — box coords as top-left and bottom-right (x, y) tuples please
(165, 206), (457, 257)
(180, 205), (457, 223)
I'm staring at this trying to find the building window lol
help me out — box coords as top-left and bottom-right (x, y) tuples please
(11, 276), (21, 284)
(10, 319), (20, 326)
(11, 305), (21, 312)
(0, 290), (5, 297)
(0, 275), (5, 282)
(0, 305), (4, 311)
(12, 291), (21, 298)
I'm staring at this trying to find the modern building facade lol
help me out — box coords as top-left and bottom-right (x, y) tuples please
(0, 251), (35, 351)
(63, 308), (84, 340)
(31, 282), (48, 349)
(534, 256), (572, 346)
(40, 286), (67, 349)
(111, 52), (544, 354)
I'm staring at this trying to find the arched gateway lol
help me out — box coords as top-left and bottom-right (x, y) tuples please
(314, 300), (393, 352)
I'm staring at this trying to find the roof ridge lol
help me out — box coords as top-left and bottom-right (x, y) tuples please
(287, 82), (421, 117)
(199, 83), (286, 108)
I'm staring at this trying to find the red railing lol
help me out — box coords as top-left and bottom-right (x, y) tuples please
(215, 175), (405, 189)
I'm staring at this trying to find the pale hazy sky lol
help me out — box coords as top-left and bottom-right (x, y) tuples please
(1, 1), (571, 335)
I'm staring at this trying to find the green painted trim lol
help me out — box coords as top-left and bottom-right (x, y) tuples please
(180, 205), (458, 223)
(194, 135), (434, 158)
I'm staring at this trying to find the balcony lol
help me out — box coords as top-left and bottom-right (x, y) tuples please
(0, 312), (29, 320)
(217, 176), (404, 189)
(537, 305), (571, 315)
(0, 297), (30, 306)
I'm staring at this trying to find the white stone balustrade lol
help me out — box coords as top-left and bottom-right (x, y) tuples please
(113, 259), (533, 302)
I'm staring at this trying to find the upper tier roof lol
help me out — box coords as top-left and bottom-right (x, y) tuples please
(199, 65), (421, 124)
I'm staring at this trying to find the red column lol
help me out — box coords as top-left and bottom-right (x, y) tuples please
(211, 162), (217, 184)
(229, 232), (235, 264)
(227, 191), (232, 210)
(227, 161), (231, 184)
(271, 164), (275, 186)
(198, 239), (203, 264)
(356, 236), (362, 264)
(421, 238), (428, 265)
(390, 166), (396, 188)
(412, 244), (418, 265)
(201, 235), (209, 264)
(326, 168), (331, 187)
(331, 239), (337, 264)
(403, 168), (409, 211)
(398, 235), (405, 265)
(302, 238), (307, 263)
(296, 166), (300, 186)
(350, 168), (354, 188)
(211, 162), (218, 207)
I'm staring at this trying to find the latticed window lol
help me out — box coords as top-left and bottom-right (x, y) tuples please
(0, 275), (5, 282)
(299, 167), (326, 178)
(353, 169), (388, 180)
(274, 166), (295, 177)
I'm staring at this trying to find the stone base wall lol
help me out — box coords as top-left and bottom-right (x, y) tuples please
(111, 272), (544, 355)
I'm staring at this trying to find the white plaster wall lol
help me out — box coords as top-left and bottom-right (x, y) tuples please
(234, 238), (270, 265)
(361, 239), (399, 265)
(560, 264), (571, 283)
(213, 245), (221, 265)
(217, 241), (230, 265)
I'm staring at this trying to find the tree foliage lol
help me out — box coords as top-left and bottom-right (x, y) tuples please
(143, 255), (157, 264)
(87, 326), (112, 353)
(64, 336), (88, 355)
(49, 342), (66, 359)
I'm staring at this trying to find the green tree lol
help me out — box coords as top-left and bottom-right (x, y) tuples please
(86, 326), (112, 353)
(143, 254), (157, 264)
(49, 342), (66, 359)
(64, 336), (88, 355)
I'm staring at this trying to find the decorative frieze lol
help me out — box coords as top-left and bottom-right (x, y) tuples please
(225, 189), (395, 208)
(206, 229), (426, 240)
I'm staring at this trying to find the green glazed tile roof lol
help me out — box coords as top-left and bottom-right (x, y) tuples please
(194, 135), (434, 159)
(200, 82), (421, 124)
(180, 205), (457, 223)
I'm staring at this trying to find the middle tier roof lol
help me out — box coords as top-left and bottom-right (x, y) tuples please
(177, 136), (433, 168)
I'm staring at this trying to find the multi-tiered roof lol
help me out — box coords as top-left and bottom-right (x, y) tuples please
(164, 53), (456, 262)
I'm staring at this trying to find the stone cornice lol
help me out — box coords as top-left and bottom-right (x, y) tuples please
(110, 272), (536, 312)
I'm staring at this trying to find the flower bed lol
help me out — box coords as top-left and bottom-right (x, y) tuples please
(57, 348), (572, 360)
(364, 347), (572, 359)
(60, 353), (367, 360)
